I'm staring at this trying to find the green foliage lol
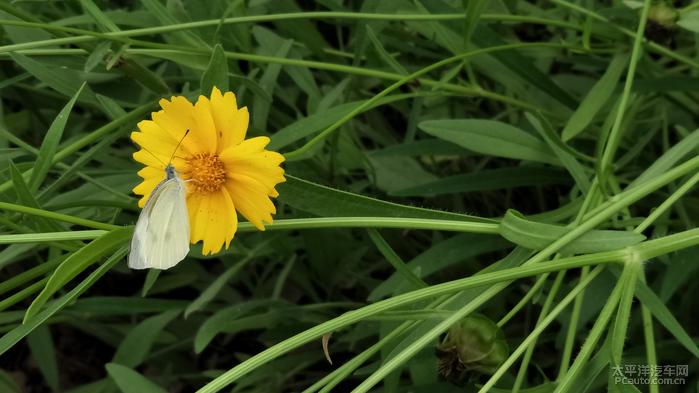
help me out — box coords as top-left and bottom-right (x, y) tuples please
(0, 1), (698, 392)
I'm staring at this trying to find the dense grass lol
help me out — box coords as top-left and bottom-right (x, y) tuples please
(0, 0), (698, 392)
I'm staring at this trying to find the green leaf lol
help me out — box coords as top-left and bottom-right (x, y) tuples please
(114, 56), (170, 95)
(0, 9), (52, 45)
(201, 43), (229, 95)
(369, 234), (510, 300)
(392, 166), (569, 197)
(95, 94), (127, 120)
(0, 369), (21, 393)
(184, 258), (250, 318)
(29, 83), (85, 193)
(677, 10), (699, 33)
(252, 27), (293, 131)
(269, 93), (424, 150)
(63, 379), (110, 393)
(283, 58), (321, 112)
(526, 113), (591, 194)
(659, 248), (698, 301)
(84, 41), (112, 72)
(112, 309), (180, 368)
(8, 53), (97, 105)
(463, 0), (489, 47)
(562, 54), (628, 141)
(139, 0), (208, 47)
(630, 129), (699, 187)
(565, 337), (611, 393)
(623, 0), (645, 9)
(365, 25), (408, 75)
(0, 247), (127, 357)
(195, 300), (282, 353)
(24, 227), (132, 322)
(633, 277), (699, 358)
(367, 154), (438, 193)
(473, 24), (577, 109)
(500, 210), (645, 254)
(367, 229), (427, 291)
(635, 76), (699, 92)
(371, 139), (466, 157)
(70, 297), (187, 315)
(419, 119), (559, 165)
(79, 0), (120, 32)
(105, 363), (168, 393)
(26, 325), (60, 392)
(8, 160), (35, 206)
(8, 160), (63, 233)
(141, 269), (161, 297)
(268, 0), (327, 55)
(277, 175), (495, 223)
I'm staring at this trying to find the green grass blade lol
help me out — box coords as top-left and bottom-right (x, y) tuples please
(0, 247), (127, 356)
(8, 53), (97, 104)
(184, 256), (252, 318)
(367, 229), (427, 290)
(112, 310), (180, 368)
(28, 83), (85, 193)
(79, 0), (120, 32)
(392, 166), (569, 197)
(527, 112), (592, 194)
(278, 175), (496, 223)
(500, 210), (645, 254)
(633, 275), (699, 358)
(419, 119), (559, 165)
(106, 363), (168, 393)
(26, 325), (60, 391)
(23, 228), (131, 322)
(365, 25), (408, 75)
(200, 43), (229, 95)
(630, 129), (699, 187)
(562, 54), (629, 141)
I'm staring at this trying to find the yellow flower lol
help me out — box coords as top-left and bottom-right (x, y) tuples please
(131, 87), (285, 255)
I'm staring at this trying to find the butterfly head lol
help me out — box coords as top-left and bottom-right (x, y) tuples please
(165, 164), (177, 180)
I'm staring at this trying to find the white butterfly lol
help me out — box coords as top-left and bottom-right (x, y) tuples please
(129, 135), (190, 269)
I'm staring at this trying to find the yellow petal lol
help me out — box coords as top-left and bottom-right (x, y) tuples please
(227, 107), (249, 149)
(137, 119), (173, 139)
(186, 190), (237, 255)
(221, 188), (238, 248)
(131, 131), (178, 164)
(187, 192), (205, 244)
(224, 155), (285, 195)
(137, 166), (164, 181)
(225, 174), (276, 230)
(193, 95), (218, 154)
(219, 137), (285, 198)
(210, 88), (249, 150)
(219, 137), (271, 160)
(133, 177), (162, 207)
(153, 98), (200, 155)
(133, 150), (165, 170)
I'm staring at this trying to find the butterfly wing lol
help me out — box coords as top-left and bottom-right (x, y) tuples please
(128, 175), (190, 269)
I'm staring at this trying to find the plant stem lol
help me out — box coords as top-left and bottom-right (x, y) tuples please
(597, 0), (652, 184)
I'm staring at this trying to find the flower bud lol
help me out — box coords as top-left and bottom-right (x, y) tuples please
(436, 314), (509, 381)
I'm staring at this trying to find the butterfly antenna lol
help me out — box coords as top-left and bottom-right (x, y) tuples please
(140, 145), (167, 167)
(169, 129), (189, 164)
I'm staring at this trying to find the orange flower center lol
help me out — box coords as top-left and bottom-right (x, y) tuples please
(187, 153), (226, 193)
